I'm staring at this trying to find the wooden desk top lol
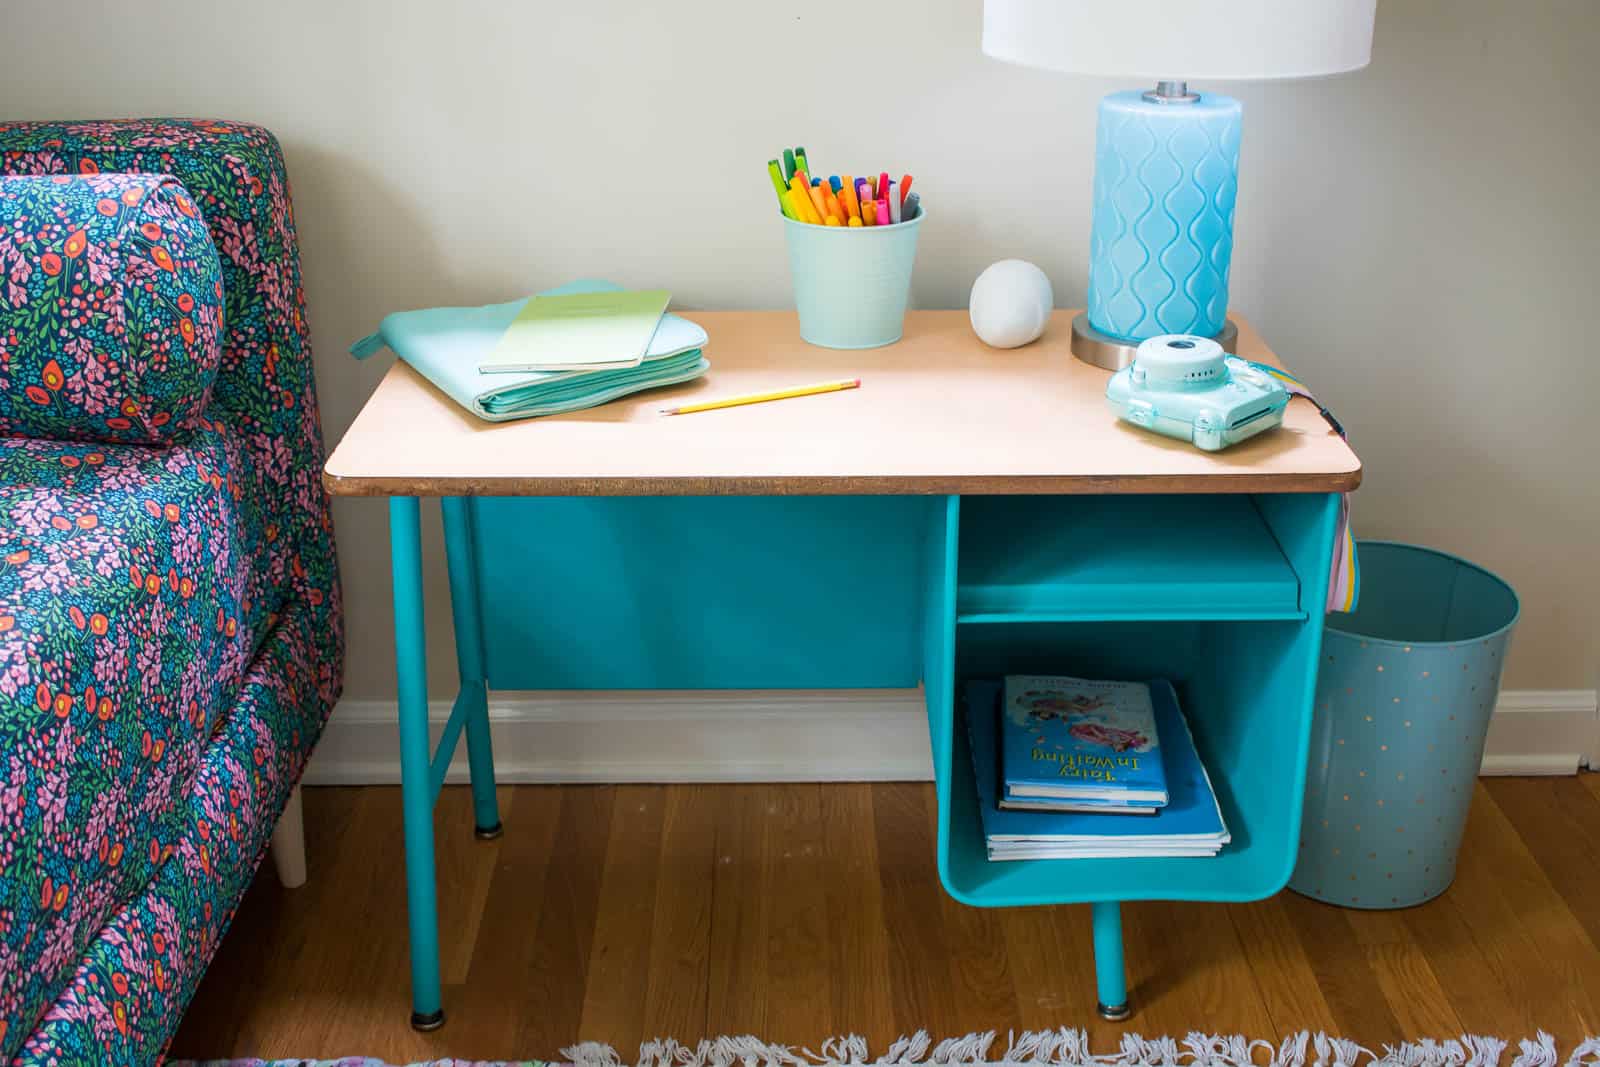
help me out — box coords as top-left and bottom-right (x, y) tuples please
(323, 310), (1361, 497)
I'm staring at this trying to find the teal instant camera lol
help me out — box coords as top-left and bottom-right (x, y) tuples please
(1105, 335), (1289, 452)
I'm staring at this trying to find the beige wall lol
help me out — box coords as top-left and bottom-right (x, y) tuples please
(5, 0), (1596, 696)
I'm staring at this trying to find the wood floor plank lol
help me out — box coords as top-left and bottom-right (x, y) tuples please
(436, 785), (517, 985)
(819, 784), (895, 1047)
(1279, 890), (1402, 1038)
(167, 779), (1600, 1062)
(1363, 940), (1463, 1040)
(640, 784), (718, 1044)
(1001, 903), (1119, 1043)
(446, 784), (565, 1056)
(1449, 783), (1600, 1043)
(704, 784), (773, 1039)
(516, 785), (618, 1054)
(1226, 896), (1340, 1038)
(577, 785), (668, 1051)
(932, 798), (1024, 1040)
(760, 785), (837, 1045)
(873, 782), (962, 1038)
(1127, 897), (1277, 1040)
(1485, 777), (1600, 959)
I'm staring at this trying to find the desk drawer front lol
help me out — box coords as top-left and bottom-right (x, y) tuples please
(472, 495), (934, 690)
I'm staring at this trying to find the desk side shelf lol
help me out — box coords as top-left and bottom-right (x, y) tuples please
(924, 492), (1341, 910)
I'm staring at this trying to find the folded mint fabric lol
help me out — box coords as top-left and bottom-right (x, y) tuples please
(350, 279), (709, 421)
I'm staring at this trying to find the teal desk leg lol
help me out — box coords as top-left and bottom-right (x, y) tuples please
(390, 496), (445, 1031)
(441, 496), (501, 839)
(1092, 901), (1132, 1021)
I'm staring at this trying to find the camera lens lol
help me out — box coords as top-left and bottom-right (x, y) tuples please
(1168, 339), (1196, 349)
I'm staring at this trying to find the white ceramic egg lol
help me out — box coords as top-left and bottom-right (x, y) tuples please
(968, 259), (1054, 349)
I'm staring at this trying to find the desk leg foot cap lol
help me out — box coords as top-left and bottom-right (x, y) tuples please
(474, 821), (504, 841)
(1097, 1001), (1132, 1022)
(411, 1009), (446, 1032)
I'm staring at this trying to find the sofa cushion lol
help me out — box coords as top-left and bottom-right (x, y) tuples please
(0, 427), (275, 1042)
(0, 174), (224, 444)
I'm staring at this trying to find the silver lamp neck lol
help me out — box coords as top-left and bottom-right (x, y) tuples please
(1143, 80), (1200, 104)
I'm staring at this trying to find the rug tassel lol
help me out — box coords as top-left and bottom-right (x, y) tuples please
(1513, 1034), (1559, 1067)
(555, 1031), (1600, 1067)
(1565, 1037), (1600, 1067)
(562, 1041), (625, 1067)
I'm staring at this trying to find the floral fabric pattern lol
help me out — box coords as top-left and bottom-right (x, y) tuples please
(0, 174), (225, 444)
(0, 119), (344, 1066)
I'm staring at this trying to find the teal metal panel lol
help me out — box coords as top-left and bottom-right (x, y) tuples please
(473, 495), (932, 690)
(933, 493), (1340, 908)
(956, 495), (1303, 621)
(921, 496), (960, 787)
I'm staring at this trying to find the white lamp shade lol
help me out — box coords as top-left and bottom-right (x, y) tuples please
(981, 0), (1376, 81)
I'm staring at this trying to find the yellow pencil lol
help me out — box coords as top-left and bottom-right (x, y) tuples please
(661, 378), (861, 416)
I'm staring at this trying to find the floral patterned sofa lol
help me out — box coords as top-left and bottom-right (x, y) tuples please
(0, 121), (343, 1064)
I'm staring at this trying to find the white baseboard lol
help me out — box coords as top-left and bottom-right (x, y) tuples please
(303, 688), (934, 784)
(1478, 689), (1598, 776)
(302, 688), (1597, 786)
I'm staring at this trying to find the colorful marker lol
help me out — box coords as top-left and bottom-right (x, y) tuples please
(766, 147), (921, 227)
(839, 173), (861, 221)
(788, 177), (821, 223)
(769, 160), (796, 218)
(822, 186), (845, 224)
(806, 182), (830, 223)
(785, 187), (814, 223)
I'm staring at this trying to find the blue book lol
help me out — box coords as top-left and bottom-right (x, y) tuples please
(1000, 675), (1169, 808)
(965, 679), (1229, 860)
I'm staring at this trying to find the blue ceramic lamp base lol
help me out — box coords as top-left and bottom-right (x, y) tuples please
(1075, 84), (1242, 370)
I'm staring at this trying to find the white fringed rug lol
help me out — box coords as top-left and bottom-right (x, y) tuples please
(565, 1031), (1600, 1067)
(177, 1029), (1600, 1067)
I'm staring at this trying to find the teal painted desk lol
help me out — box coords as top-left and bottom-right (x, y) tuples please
(323, 310), (1362, 1030)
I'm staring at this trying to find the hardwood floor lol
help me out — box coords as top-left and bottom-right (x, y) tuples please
(170, 777), (1600, 1062)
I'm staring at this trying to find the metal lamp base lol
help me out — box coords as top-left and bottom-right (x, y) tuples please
(1070, 313), (1238, 371)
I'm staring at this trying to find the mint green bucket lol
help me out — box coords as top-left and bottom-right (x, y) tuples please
(782, 209), (924, 349)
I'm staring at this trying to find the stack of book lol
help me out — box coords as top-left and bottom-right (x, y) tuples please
(965, 674), (1229, 861)
(350, 280), (710, 422)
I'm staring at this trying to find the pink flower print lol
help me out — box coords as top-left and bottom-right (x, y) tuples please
(1067, 721), (1150, 753)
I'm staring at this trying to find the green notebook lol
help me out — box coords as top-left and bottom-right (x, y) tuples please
(478, 287), (671, 373)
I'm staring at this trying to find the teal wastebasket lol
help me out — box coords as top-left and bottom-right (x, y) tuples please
(1290, 541), (1520, 908)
